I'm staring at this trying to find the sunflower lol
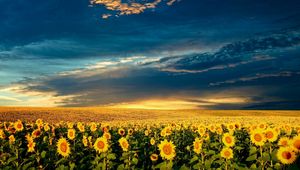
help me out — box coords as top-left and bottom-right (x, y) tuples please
(101, 124), (110, 133)
(258, 123), (267, 130)
(209, 125), (216, 133)
(118, 128), (126, 136)
(193, 138), (202, 154)
(277, 147), (296, 164)
(128, 129), (134, 135)
(32, 129), (42, 139)
(144, 130), (149, 136)
(67, 122), (74, 129)
(14, 120), (24, 132)
(150, 138), (156, 145)
(216, 127), (223, 135)
(27, 140), (36, 153)
(77, 123), (85, 132)
(44, 123), (50, 131)
(67, 129), (76, 140)
(150, 153), (158, 161)
(35, 119), (43, 126)
(160, 129), (166, 137)
(56, 137), (71, 157)
(0, 129), (6, 139)
(158, 139), (176, 160)
(90, 123), (97, 132)
(103, 132), (111, 140)
(9, 135), (15, 144)
(264, 128), (278, 142)
(250, 129), (266, 146)
(197, 127), (206, 136)
(94, 137), (109, 153)
(227, 123), (236, 132)
(82, 136), (88, 147)
(203, 133), (210, 141)
(25, 134), (33, 142)
(88, 136), (93, 148)
(164, 126), (172, 136)
(278, 137), (291, 147)
(119, 137), (129, 151)
(222, 133), (235, 147)
(221, 147), (233, 159)
(291, 135), (300, 152)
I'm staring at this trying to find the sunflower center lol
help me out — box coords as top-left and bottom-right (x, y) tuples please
(266, 131), (273, 139)
(254, 134), (262, 142)
(163, 144), (172, 155)
(225, 136), (232, 143)
(293, 140), (300, 150)
(60, 142), (68, 153)
(34, 130), (41, 136)
(282, 151), (292, 159)
(224, 150), (231, 157)
(281, 140), (288, 146)
(122, 141), (128, 148)
(195, 142), (200, 149)
(151, 155), (158, 160)
(97, 141), (105, 149)
(17, 123), (22, 129)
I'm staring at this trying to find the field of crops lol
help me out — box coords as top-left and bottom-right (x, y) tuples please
(1, 113), (300, 170)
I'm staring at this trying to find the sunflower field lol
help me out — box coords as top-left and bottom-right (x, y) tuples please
(0, 118), (300, 170)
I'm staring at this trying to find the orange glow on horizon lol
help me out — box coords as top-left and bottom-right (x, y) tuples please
(108, 99), (212, 110)
(107, 97), (249, 110)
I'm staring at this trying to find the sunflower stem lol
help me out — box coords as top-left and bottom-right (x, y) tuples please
(269, 145), (273, 167)
(260, 146), (264, 170)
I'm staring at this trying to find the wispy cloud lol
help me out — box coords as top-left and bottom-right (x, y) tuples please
(0, 95), (22, 102)
(161, 55), (274, 74)
(210, 71), (300, 86)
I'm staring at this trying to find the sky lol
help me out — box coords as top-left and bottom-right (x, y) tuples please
(0, 0), (300, 109)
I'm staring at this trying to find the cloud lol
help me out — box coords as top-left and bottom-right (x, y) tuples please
(161, 55), (274, 74)
(5, 28), (300, 109)
(90, 0), (179, 18)
(209, 71), (300, 86)
(0, 95), (22, 102)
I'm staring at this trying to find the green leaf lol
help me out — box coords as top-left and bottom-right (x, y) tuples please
(41, 151), (46, 159)
(22, 162), (33, 170)
(56, 165), (66, 170)
(274, 163), (281, 170)
(189, 156), (198, 164)
(246, 154), (257, 162)
(235, 146), (243, 151)
(117, 164), (125, 170)
(192, 163), (201, 170)
(250, 163), (257, 169)
(179, 164), (190, 170)
(249, 146), (257, 155)
(207, 150), (216, 155)
(204, 160), (211, 169)
(69, 163), (75, 170)
(7, 157), (18, 164)
(107, 153), (116, 160)
(155, 162), (166, 169)
(132, 157), (138, 165)
(262, 152), (270, 161)
(271, 149), (278, 162)
(55, 158), (66, 166)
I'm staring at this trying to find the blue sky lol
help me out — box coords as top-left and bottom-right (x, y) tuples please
(0, 0), (300, 109)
